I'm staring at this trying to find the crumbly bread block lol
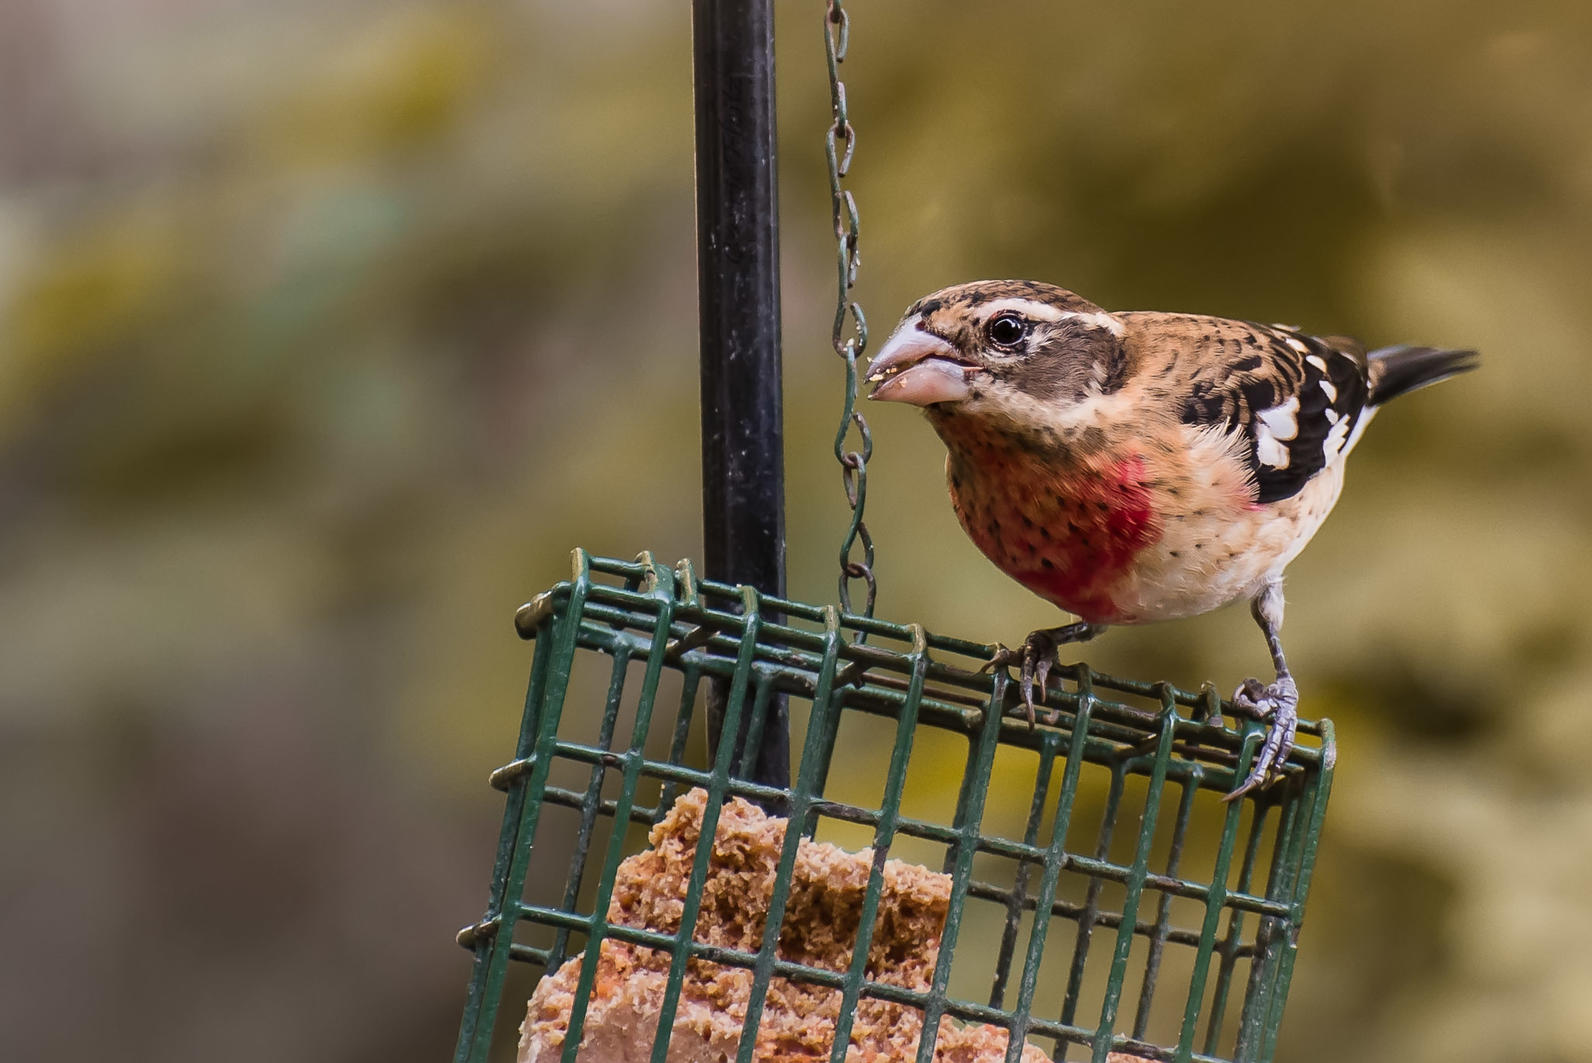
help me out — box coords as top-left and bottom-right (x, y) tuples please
(518, 787), (1054, 1062)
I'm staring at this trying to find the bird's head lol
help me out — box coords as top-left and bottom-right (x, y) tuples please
(866, 281), (1126, 427)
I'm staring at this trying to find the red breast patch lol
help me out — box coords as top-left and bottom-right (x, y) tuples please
(954, 452), (1160, 624)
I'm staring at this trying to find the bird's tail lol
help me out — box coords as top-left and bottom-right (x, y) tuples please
(1366, 345), (1479, 406)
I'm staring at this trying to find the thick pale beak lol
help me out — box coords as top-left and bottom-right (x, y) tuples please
(865, 328), (973, 406)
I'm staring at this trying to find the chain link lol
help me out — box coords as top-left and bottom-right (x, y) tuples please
(824, 0), (876, 623)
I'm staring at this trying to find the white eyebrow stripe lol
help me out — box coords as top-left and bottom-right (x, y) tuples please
(976, 298), (1125, 336)
(979, 297), (1069, 321)
(1059, 310), (1126, 337)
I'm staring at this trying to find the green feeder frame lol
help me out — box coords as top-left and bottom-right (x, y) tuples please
(453, 550), (1335, 1063)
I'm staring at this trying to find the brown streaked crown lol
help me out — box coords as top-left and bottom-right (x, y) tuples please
(905, 280), (1106, 322)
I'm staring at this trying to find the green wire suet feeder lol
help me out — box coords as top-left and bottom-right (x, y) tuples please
(454, 552), (1333, 1062)
(454, 4), (1334, 1061)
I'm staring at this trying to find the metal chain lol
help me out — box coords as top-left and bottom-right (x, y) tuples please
(824, 0), (876, 623)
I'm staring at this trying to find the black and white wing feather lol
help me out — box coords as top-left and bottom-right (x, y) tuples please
(1177, 323), (1372, 504)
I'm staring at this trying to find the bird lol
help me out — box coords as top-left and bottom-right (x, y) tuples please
(864, 280), (1476, 799)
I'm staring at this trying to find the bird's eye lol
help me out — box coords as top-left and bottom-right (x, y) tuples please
(987, 313), (1027, 350)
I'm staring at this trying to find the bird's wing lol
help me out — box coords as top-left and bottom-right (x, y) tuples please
(1130, 315), (1373, 504)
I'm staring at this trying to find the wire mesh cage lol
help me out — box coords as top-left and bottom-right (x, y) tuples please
(453, 550), (1335, 1063)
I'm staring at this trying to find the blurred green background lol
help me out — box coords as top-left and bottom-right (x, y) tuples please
(3, 1), (1590, 1060)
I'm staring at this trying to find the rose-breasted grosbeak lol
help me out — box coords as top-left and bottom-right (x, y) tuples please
(866, 280), (1476, 799)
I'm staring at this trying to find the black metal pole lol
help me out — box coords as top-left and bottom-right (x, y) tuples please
(692, 0), (790, 792)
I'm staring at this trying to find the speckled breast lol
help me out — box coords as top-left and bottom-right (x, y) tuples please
(945, 443), (1160, 625)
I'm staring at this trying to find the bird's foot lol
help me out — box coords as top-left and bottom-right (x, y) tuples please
(982, 622), (1101, 727)
(1222, 673), (1298, 801)
(983, 630), (1060, 727)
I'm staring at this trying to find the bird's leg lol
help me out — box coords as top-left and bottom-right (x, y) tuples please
(1223, 578), (1299, 801)
(984, 621), (1106, 726)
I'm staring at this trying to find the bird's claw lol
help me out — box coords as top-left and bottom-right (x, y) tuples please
(982, 631), (1062, 727)
(1222, 673), (1299, 801)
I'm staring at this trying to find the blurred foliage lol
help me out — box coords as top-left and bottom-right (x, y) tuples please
(2, 1), (1590, 1061)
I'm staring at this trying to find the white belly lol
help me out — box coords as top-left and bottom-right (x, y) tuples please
(1111, 459), (1347, 624)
